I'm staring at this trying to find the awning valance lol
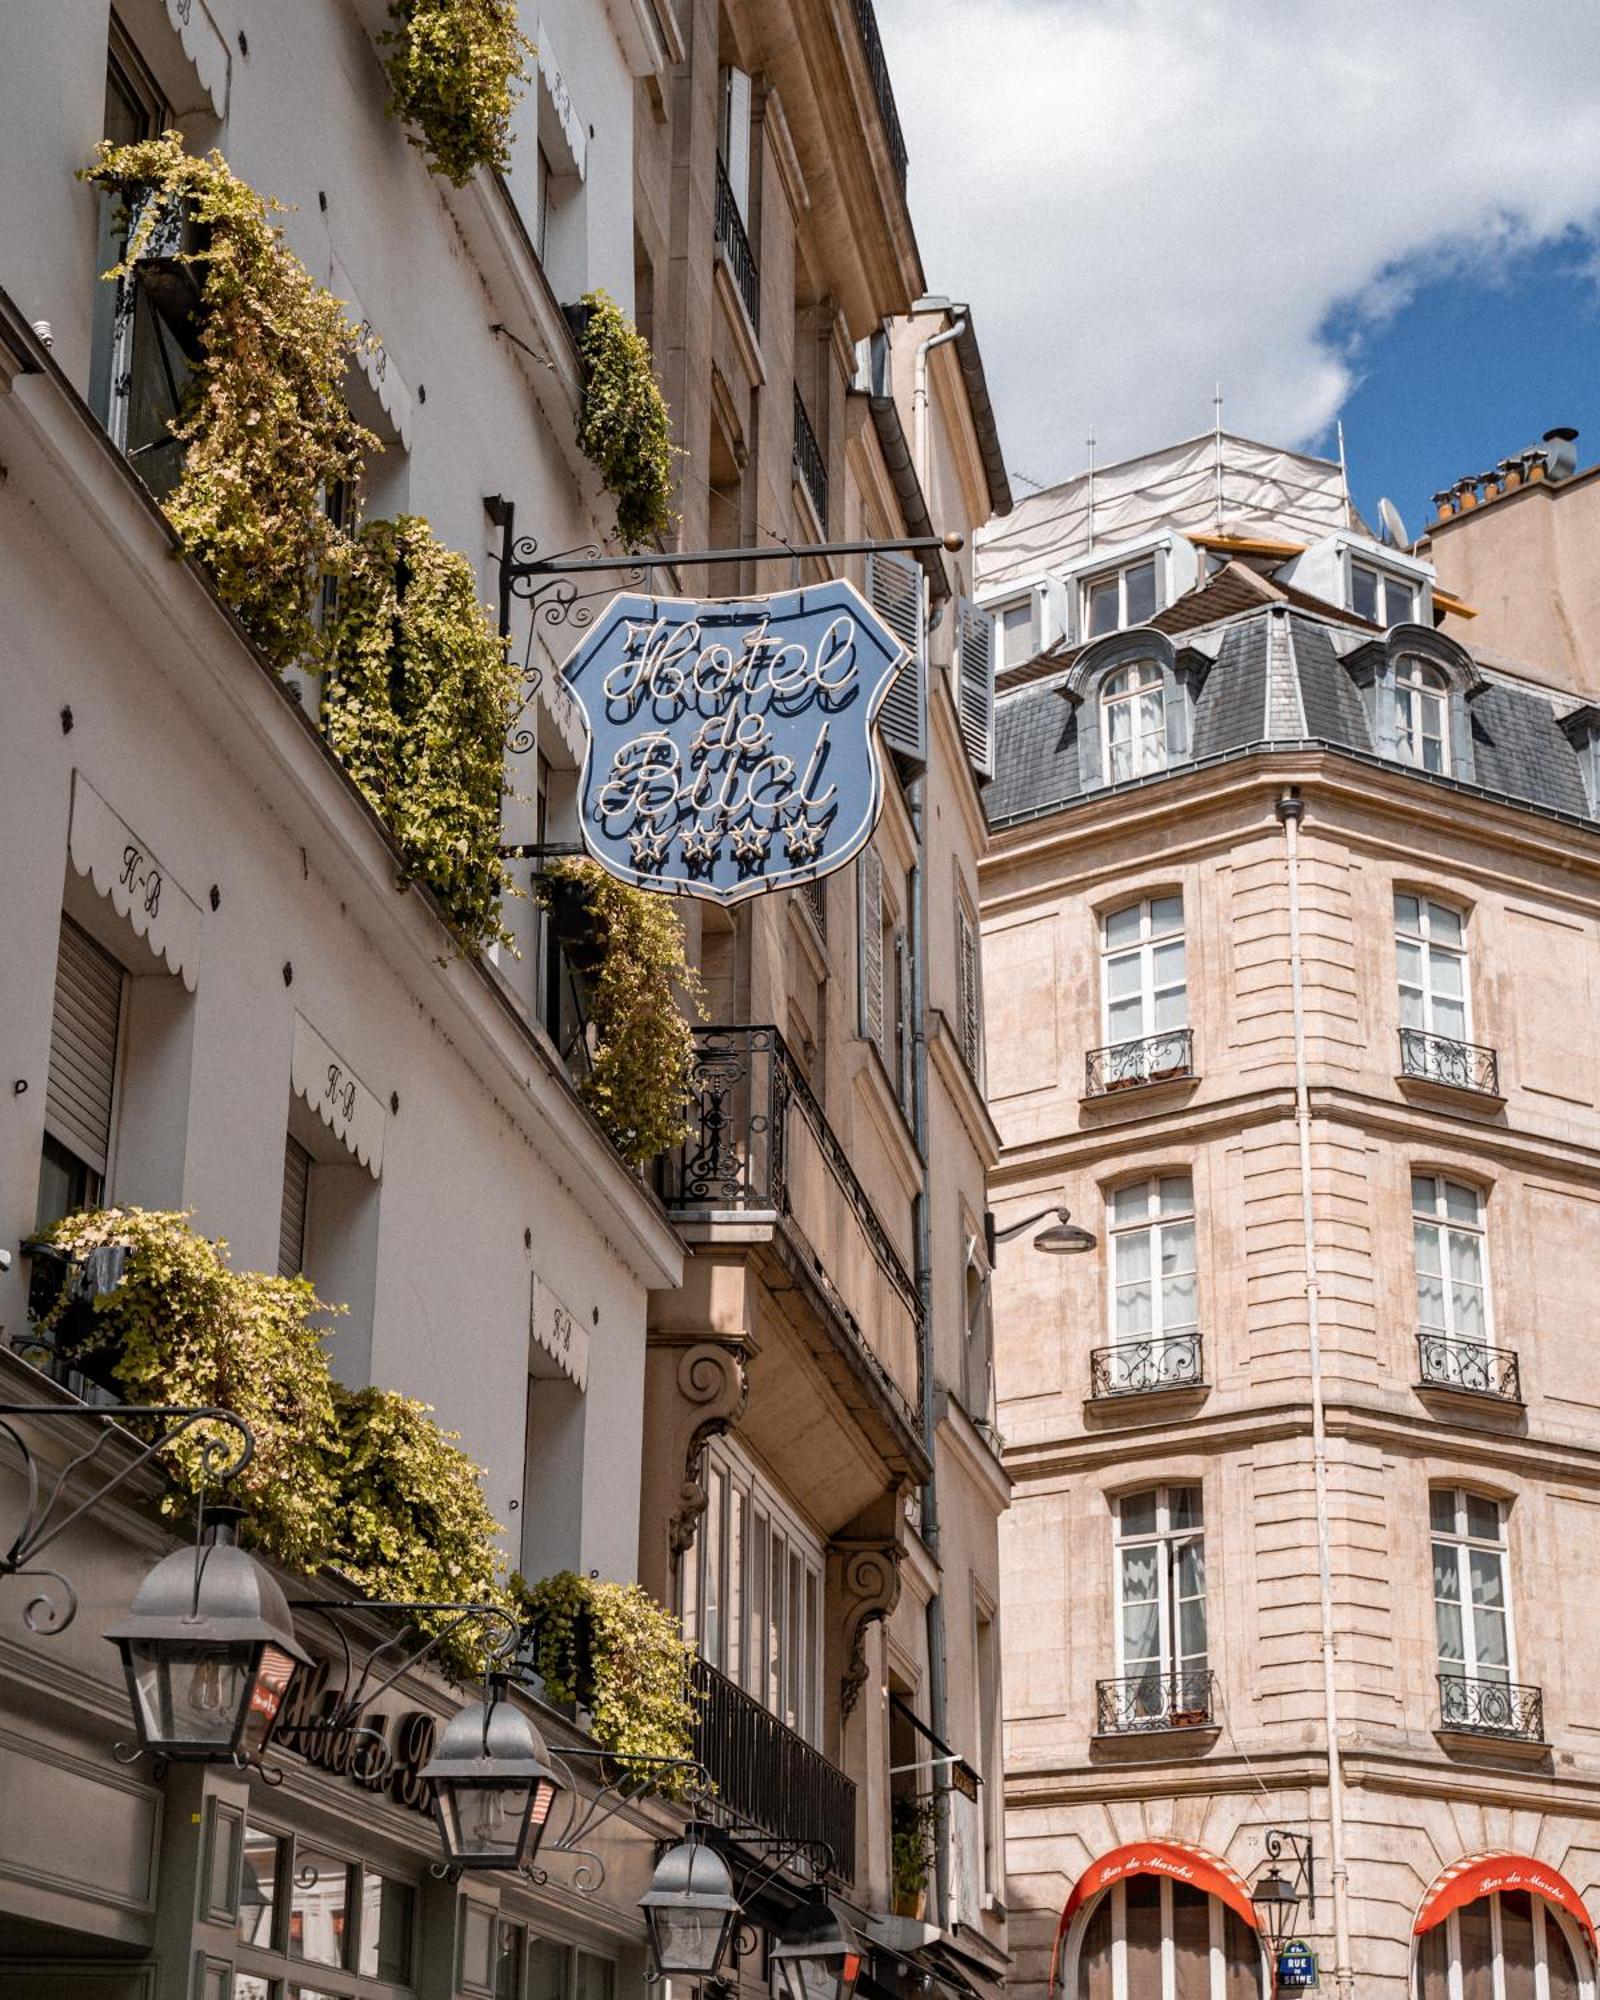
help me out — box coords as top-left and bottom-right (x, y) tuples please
(69, 772), (202, 989)
(290, 1013), (385, 1177)
(1052, 1841), (1257, 1987)
(1415, 1853), (1595, 1951)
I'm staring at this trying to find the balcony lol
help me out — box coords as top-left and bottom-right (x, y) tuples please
(1398, 1027), (1500, 1097)
(714, 154), (760, 332)
(793, 386), (828, 528)
(1085, 1028), (1195, 1098)
(1416, 1331), (1522, 1403)
(664, 1025), (922, 1429)
(692, 1657), (856, 1884)
(1096, 1669), (1216, 1736)
(850, 0), (909, 189)
(1438, 1673), (1544, 1743)
(1090, 1333), (1204, 1401)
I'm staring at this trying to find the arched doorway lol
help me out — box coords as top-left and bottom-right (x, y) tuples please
(1414, 1855), (1597, 2000)
(1055, 1843), (1268, 2000)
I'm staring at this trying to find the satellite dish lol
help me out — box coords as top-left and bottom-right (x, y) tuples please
(1378, 496), (1410, 549)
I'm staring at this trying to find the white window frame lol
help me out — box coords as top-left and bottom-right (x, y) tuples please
(1394, 655), (1451, 773)
(1396, 894), (1470, 1040)
(1112, 1483), (1206, 1686)
(1107, 1174), (1198, 1354)
(1100, 660), (1168, 782)
(1100, 896), (1186, 1046)
(1411, 1174), (1491, 1354)
(1350, 558), (1419, 627)
(1415, 1893), (1595, 2000)
(987, 589), (1042, 671)
(1083, 553), (1161, 639)
(1431, 1486), (1515, 1686)
(680, 1434), (826, 1745)
(1065, 1875), (1267, 2000)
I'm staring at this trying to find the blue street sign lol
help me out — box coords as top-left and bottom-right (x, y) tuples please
(1276, 1940), (1318, 1989)
(557, 582), (909, 904)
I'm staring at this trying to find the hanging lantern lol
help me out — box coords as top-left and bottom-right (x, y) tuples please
(420, 1681), (564, 1870)
(772, 1902), (865, 2000)
(639, 1837), (743, 1979)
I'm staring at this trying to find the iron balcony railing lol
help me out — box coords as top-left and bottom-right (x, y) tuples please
(1399, 1027), (1500, 1095)
(1438, 1673), (1544, 1742)
(713, 153), (760, 331)
(1085, 1027), (1195, 1097)
(1417, 1331), (1522, 1402)
(692, 1658), (856, 1883)
(1096, 1669), (1216, 1735)
(850, 0), (909, 189)
(793, 386), (828, 527)
(663, 1025), (923, 1429)
(1090, 1332), (1204, 1400)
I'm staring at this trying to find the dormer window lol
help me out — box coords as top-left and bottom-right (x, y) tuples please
(1102, 660), (1168, 781)
(1395, 656), (1450, 774)
(993, 594), (1040, 670)
(1086, 556), (1160, 639)
(1350, 561), (1417, 626)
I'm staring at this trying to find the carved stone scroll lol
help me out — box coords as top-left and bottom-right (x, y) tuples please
(837, 1541), (903, 1720)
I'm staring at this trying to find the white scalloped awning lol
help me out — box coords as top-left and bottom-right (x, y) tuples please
(68, 772), (202, 990)
(164, 0), (230, 117)
(291, 1014), (386, 1177)
(330, 257), (414, 448)
(530, 1274), (589, 1390)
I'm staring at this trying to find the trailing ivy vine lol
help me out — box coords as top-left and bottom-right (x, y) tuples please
(575, 290), (676, 548)
(322, 516), (521, 954)
(538, 859), (701, 1163)
(84, 133), (377, 671)
(515, 1569), (697, 1779)
(379, 0), (534, 187)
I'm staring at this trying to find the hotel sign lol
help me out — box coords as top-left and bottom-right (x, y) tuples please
(558, 582), (908, 905)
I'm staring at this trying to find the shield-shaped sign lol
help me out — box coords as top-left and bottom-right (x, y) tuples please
(556, 582), (910, 904)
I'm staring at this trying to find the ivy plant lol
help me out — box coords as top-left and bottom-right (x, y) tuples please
(575, 290), (676, 548)
(322, 516), (521, 954)
(379, 0), (534, 187)
(537, 858), (701, 1163)
(83, 133), (377, 671)
(515, 1569), (697, 1783)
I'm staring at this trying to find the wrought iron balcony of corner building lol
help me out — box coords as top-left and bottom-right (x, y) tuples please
(1089, 1332), (1205, 1402)
(714, 153), (761, 332)
(793, 386), (829, 530)
(849, 0), (910, 190)
(1398, 1026), (1500, 1096)
(1095, 1668), (1217, 1737)
(1415, 1330), (1522, 1404)
(1084, 1027), (1196, 1098)
(1437, 1673), (1545, 1743)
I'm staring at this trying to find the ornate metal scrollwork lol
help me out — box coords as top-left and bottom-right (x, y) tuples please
(1085, 1028), (1196, 1097)
(1089, 1333), (1205, 1400)
(1095, 1668), (1216, 1735)
(1398, 1027), (1500, 1095)
(1438, 1672), (1544, 1741)
(0, 1401), (254, 1636)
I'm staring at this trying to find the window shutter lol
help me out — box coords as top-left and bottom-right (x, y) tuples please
(278, 1135), (310, 1279)
(896, 928), (913, 1105)
(44, 917), (123, 1180)
(956, 898), (981, 1077)
(719, 66), (753, 216)
(956, 597), (996, 779)
(868, 550), (927, 764)
(857, 849), (884, 1047)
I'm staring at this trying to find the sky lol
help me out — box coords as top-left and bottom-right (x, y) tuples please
(873, 0), (1600, 539)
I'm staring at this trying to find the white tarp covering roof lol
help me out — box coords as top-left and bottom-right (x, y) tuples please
(975, 430), (1359, 592)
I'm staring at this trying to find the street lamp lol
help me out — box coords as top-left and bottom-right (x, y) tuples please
(639, 1835), (743, 1979)
(771, 1902), (865, 2000)
(987, 1207), (1098, 1257)
(420, 1677), (564, 1871)
(1249, 1864), (1301, 1947)
(106, 1504), (309, 1761)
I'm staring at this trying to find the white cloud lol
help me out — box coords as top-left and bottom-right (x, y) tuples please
(873, 0), (1600, 487)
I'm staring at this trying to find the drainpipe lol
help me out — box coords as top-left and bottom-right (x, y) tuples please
(1275, 780), (1354, 1998)
(913, 314), (967, 515)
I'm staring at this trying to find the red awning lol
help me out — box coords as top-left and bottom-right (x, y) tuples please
(1050, 1841), (1257, 1991)
(1415, 1853), (1596, 1951)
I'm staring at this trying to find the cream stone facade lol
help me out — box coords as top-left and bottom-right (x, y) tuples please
(979, 563), (1600, 1999)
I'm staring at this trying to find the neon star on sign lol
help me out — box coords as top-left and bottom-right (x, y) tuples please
(557, 582), (910, 904)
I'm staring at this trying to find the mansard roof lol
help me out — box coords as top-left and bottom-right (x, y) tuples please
(987, 601), (1596, 830)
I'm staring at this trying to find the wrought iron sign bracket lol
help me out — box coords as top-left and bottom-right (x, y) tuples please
(703, 1821), (839, 1905)
(1263, 1826), (1316, 1918)
(0, 1402), (254, 1636)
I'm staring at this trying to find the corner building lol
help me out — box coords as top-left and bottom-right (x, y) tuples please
(977, 439), (1600, 2000)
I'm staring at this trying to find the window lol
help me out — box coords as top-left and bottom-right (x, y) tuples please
(1415, 1891), (1587, 2000)
(993, 596), (1039, 670)
(534, 143), (553, 264)
(955, 891), (982, 1080)
(1394, 656), (1450, 773)
(238, 1825), (416, 1995)
(1412, 1174), (1490, 1360)
(37, 916), (125, 1229)
(1106, 1176), (1198, 1390)
(279, 1135), (311, 1279)
(1351, 560), (1417, 626)
(718, 65), (754, 218)
(1396, 894), (1468, 1040)
(1432, 1487), (1512, 1689)
(1102, 897), (1185, 1045)
(680, 1434), (824, 1744)
(1101, 660), (1168, 781)
(1114, 1484), (1206, 1718)
(1085, 555), (1160, 638)
(1073, 1878), (1265, 2000)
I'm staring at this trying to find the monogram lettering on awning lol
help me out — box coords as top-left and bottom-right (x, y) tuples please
(68, 771), (202, 989)
(290, 1014), (386, 1177)
(530, 1274), (589, 1391)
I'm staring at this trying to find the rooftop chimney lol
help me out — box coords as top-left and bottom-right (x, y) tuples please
(1543, 427), (1579, 481)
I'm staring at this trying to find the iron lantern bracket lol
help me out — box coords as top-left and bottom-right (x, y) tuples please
(1263, 1826), (1316, 1918)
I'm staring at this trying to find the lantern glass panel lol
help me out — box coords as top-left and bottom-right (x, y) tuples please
(438, 1780), (537, 1865)
(777, 1957), (844, 2000)
(126, 1638), (258, 1752)
(652, 1906), (731, 1976)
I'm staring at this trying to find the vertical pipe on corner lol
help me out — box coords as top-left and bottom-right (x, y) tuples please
(1276, 773), (1353, 1997)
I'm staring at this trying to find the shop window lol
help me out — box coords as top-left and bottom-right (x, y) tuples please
(1071, 1878), (1265, 1999)
(238, 1823), (416, 1994)
(1415, 1890), (1586, 2000)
